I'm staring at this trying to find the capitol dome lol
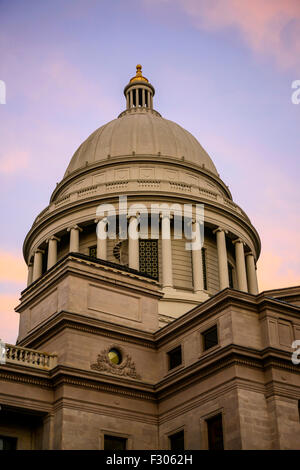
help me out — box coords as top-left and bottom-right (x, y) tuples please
(23, 64), (261, 327)
(65, 111), (218, 177)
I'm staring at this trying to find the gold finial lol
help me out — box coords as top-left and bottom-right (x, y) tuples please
(130, 64), (149, 83)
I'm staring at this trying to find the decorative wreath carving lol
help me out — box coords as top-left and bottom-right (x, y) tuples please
(91, 347), (141, 380)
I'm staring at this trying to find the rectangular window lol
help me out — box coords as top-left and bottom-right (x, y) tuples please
(168, 346), (182, 370)
(206, 414), (224, 450)
(228, 263), (234, 288)
(104, 435), (127, 450)
(169, 430), (184, 451)
(0, 436), (17, 450)
(201, 248), (207, 290)
(89, 245), (97, 259)
(139, 239), (159, 280)
(202, 325), (218, 351)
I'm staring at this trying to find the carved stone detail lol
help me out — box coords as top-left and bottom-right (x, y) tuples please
(91, 348), (141, 379)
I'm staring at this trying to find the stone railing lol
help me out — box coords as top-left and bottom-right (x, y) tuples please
(3, 343), (57, 370)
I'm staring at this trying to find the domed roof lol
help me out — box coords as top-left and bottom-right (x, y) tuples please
(65, 110), (218, 177)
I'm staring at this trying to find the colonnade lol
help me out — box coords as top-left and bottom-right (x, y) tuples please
(126, 87), (153, 110)
(27, 218), (259, 295)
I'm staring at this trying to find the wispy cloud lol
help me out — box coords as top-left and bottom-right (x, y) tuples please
(0, 251), (27, 283)
(0, 294), (19, 344)
(0, 150), (30, 175)
(147, 0), (300, 69)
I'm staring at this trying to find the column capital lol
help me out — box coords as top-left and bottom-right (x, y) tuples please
(232, 237), (245, 246)
(35, 248), (45, 255)
(46, 235), (60, 243)
(213, 226), (228, 235)
(67, 224), (83, 233)
(159, 212), (173, 220)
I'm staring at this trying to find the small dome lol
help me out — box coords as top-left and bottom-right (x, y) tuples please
(65, 111), (218, 176)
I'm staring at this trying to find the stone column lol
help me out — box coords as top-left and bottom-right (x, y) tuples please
(67, 225), (82, 253)
(126, 92), (129, 109)
(142, 88), (145, 107)
(47, 236), (60, 270)
(213, 227), (229, 289)
(32, 249), (44, 282)
(95, 218), (107, 260)
(128, 216), (139, 270)
(27, 261), (33, 286)
(129, 90), (133, 108)
(161, 214), (173, 289)
(246, 252), (259, 294)
(233, 238), (248, 292)
(147, 91), (150, 108)
(192, 220), (204, 293)
(135, 88), (139, 107)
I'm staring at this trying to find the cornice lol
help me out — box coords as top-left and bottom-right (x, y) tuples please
(2, 344), (300, 404)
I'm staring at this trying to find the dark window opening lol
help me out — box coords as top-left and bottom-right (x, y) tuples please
(168, 346), (182, 370)
(169, 430), (184, 451)
(206, 414), (224, 450)
(298, 401), (300, 422)
(203, 325), (218, 351)
(104, 435), (127, 450)
(228, 262), (234, 288)
(0, 436), (17, 450)
(202, 248), (207, 290)
(139, 239), (159, 280)
(89, 245), (97, 259)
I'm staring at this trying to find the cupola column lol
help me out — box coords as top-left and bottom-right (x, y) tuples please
(95, 218), (107, 260)
(192, 219), (204, 293)
(142, 88), (145, 107)
(246, 252), (259, 294)
(27, 261), (33, 286)
(233, 238), (248, 292)
(67, 225), (82, 253)
(161, 213), (173, 289)
(32, 249), (44, 282)
(47, 236), (60, 269)
(128, 215), (139, 270)
(213, 227), (229, 289)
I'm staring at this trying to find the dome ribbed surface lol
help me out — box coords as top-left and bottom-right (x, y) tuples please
(65, 111), (218, 176)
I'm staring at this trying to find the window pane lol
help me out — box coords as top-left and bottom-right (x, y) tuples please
(169, 430), (184, 451)
(139, 239), (159, 280)
(228, 263), (234, 288)
(104, 435), (127, 450)
(0, 436), (17, 450)
(207, 414), (224, 450)
(168, 346), (182, 370)
(203, 326), (218, 351)
(89, 245), (97, 259)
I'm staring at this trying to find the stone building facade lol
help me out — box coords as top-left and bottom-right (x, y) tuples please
(1, 66), (300, 450)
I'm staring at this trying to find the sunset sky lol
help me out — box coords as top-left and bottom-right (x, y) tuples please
(1, 0), (299, 344)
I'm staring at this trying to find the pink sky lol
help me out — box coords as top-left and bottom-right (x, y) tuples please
(1, 0), (299, 344)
